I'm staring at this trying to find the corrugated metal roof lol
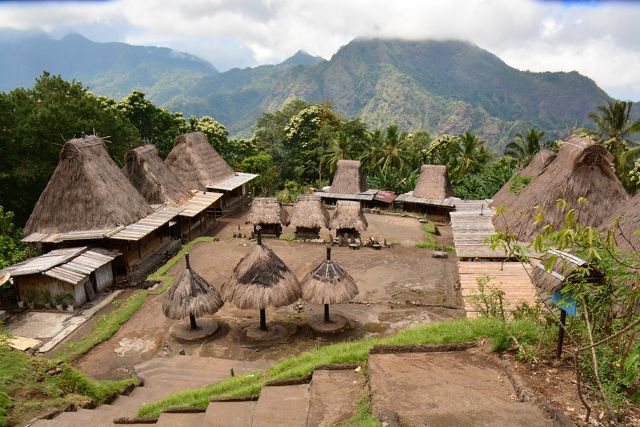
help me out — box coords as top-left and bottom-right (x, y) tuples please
(395, 191), (457, 207)
(373, 190), (397, 204)
(206, 172), (258, 192)
(22, 227), (124, 243)
(315, 190), (377, 201)
(178, 191), (223, 218)
(44, 248), (118, 284)
(0, 247), (86, 277)
(110, 206), (182, 241)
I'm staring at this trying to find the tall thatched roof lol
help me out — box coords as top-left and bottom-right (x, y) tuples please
(493, 136), (629, 242)
(162, 253), (224, 319)
(600, 193), (640, 252)
(329, 160), (368, 194)
(330, 201), (368, 231)
(123, 144), (192, 206)
(164, 132), (235, 190)
(25, 136), (153, 235)
(412, 165), (454, 199)
(221, 238), (301, 309)
(247, 197), (290, 226)
(492, 149), (557, 207)
(290, 195), (329, 229)
(301, 247), (358, 304)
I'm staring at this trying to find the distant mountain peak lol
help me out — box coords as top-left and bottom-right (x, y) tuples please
(280, 50), (325, 66)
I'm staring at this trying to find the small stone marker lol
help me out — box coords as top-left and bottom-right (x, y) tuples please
(432, 250), (448, 259)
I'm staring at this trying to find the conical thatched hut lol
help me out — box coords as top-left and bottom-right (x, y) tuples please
(600, 194), (640, 252)
(162, 253), (223, 335)
(123, 144), (192, 206)
(290, 195), (329, 239)
(330, 200), (368, 238)
(247, 197), (290, 238)
(301, 247), (358, 323)
(493, 136), (629, 242)
(330, 160), (368, 194)
(25, 136), (153, 237)
(221, 230), (301, 331)
(165, 132), (235, 191)
(491, 149), (557, 208)
(395, 165), (456, 218)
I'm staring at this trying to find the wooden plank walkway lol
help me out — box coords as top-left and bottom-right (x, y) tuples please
(458, 261), (538, 316)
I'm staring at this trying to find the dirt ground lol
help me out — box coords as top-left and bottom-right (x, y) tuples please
(68, 212), (464, 380)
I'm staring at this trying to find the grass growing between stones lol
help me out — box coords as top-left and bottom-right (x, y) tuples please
(334, 394), (380, 427)
(0, 343), (137, 426)
(137, 317), (541, 418)
(54, 237), (214, 363)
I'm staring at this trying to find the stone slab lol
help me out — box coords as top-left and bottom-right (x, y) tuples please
(307, 313), (350, 335)
(156, 412), (206, 426)
(368, 351), (553, 427)
(252, 384), (310, 427)
(307, 369), (365, 426)
(170, 318), (219, 341)
(206, 401), (257, 426)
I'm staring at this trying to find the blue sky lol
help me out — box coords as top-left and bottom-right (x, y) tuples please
(1, 0), (639, 99)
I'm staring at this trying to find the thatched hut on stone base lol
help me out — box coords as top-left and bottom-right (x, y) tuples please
(247, 198), (290, 238)
(162, 253), (223, 339)
(330, 201), (368, 239)
(316, 160), (380, 205)
(290, 195), (329, 239)
(22, 136), (181, 278)
(165, 132), (256, 213)
(491, 149), (557, 208)
(395, 165), (456, 219)
(493, 136), (629, 242)
(301, 247), (358, 328)
(221, 230), (301, 331)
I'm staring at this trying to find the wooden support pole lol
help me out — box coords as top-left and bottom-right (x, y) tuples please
(259, 308), (267, 331)
(324, 304), (330, 323)
(190, 313), (198, 330)
(137, 241), (142, 259)
(556, 309), (567, 359)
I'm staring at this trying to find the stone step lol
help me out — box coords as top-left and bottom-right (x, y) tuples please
(135, 356), (266, 375)
(137, 366), (236, 383)
(204, 401), (257, 427)
(155, 412), (207, 426)
(252, 384), (310, 427)
(306, 369), (366, 427)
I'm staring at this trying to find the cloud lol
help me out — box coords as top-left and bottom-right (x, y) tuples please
(0, 0), (639, 99)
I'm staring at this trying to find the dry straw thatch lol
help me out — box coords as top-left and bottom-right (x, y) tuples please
(330, 200), (368, 231)
(25, 135), (153, 235)
(491, 148), (557, 207)
(600, 193), (640, 252)
(301, 247), (358, 305)
(123, 144), (192, 206)
(493, 135), (629, 242)
(290, 195), (329, 230)
(247, 197), (290, 226)
(165, 132), (235, 190)
(162, 253), (224, 321)
(221, 237), (301, 310)
(329, 160), (368, 194)
(412, 165), (454, 200)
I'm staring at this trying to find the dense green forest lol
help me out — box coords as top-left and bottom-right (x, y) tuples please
(1, 73), (640, 271)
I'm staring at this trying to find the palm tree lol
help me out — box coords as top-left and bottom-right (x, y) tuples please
(451, 132), (492, 180)
(361, 129), (384, 171)
(323, 132), (354, 174)
(504, 129), (545, 166)
(374, 125), (413, 172)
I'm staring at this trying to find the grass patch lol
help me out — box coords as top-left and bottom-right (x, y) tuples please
(0, 343), (137, 426)
(334, 394), (379, 427)
(415, 241), (439, 249)
(55, 237), (215, 363)
(137, 317), (541, 418)
(422, 221), (436, 236)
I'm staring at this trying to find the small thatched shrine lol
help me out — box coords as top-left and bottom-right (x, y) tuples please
(600, 194), (640, 252)
(395, 165), (456, 217)
(221, 229), (301, 331)
(162, 253), (224, 340)
(330, 200), (368, 238)
(493, 135), (629, 242)
(290, 195), (329, 239)
(123, 144), (192, 206)
(247, 197), (290, 237)
(301, 247), (358, 331)
(491, 149), (557, 208)
(165, 132), (256, 212)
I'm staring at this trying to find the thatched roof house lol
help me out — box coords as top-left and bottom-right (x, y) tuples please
(330, 160), (368, 194)
(493, 136), (629, 242)
(25, 136), (153, 237)
(491, 149), (557, 208)
(395, 165), (455, 210)
(330, 201), (368, 232)
(247, 198), (290, 227)
(123, 144), (192, 206)
(301, 247), (358, 305)
(290, 195), (329, 231)
(165, 132), (235, 190)
(162, 253), (223, 328)
(600, 194), (640, 252)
